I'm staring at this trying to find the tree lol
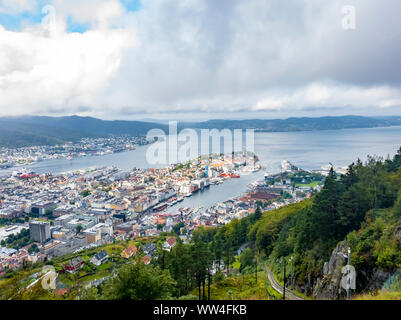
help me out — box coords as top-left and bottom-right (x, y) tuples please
(75, 224), (83, 234)
(312, 168), (345, 242)
(173, 222), (185, 235)
(386, 147), (401, 172)
(239, 248), (254, 273)
(191, 239), (213, 300)
(95, 261), (176, 300)
(341, 162), (359, 189)
(45, 209), (54, 220)
(81, 189), (91, 197)
(337, 184), (370, 237)
(28, 243), (39, 254)
(253, 206), (262, 222)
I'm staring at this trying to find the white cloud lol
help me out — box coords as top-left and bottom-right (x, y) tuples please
(0, 2), (136, 116)
(0, 0), (37, 14)
(0, 0), (401, 118)
(251, 84), (401, 112)
(50, 0), (124, 28)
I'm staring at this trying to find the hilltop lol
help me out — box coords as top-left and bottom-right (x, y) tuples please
(0, 116), (168, 148)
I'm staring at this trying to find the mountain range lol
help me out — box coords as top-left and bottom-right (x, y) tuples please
(0, 115), (401, 148)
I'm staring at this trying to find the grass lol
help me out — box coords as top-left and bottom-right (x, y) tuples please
(269, 267), (311, 300)
(265, 281), (282, 300)
(191, 272), (271, 300)
(355, 290), (401, 300)
(0, 234), (177, 299)
(232, 256), (241, 270)
(295, 181), (321, 188)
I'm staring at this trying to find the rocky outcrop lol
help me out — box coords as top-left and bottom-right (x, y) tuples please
(313, 241), (349, 300)
(365, 269), (391, 292)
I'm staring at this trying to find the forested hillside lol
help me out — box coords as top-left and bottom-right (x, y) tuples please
(88, 143), (401, 299)
(147, 147), (401, 299)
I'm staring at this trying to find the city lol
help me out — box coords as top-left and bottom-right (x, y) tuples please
(1, 0), (401, 309)
(0, 151), (323, 281)
(0, 136), (152, 170)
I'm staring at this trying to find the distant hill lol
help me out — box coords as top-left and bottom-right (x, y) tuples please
(0, 116), (168, 148)
(0, 115), (401, 148)
(180, 115), (401, 131)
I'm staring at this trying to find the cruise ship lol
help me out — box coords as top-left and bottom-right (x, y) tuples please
(319, 164), (348, 176)
(281, 160), (299, 173)
(12, 168), (39, 179)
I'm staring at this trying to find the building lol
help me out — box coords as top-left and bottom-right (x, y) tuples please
(142, 243), (156, 257)
(121, 245), (137, 259)
(51, 235), (87, 257)
(84, 223), (113, 244)
(54, 215), (74, 227)
(40, 240), (63, 256)
(65, 256), (84, 273)
(141, 255), (151, 265)
(162, 237), (177, 252)
(90, 250), (109, 266)
(66, 214), (98, 230)
(29, 221), (50, 243)
(30, 202), (56, 216)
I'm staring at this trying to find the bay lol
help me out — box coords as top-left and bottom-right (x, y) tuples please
(2, 126), (401, 209)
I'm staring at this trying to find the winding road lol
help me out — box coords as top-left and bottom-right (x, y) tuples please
(265, 267), (304, 300)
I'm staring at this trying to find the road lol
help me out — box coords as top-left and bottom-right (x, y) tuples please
(265, 267), (304, 300)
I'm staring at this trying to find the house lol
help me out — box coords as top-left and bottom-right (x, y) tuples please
(90, 250), (109, 266)
(141, 255), (151, 265)
(65, 256), (84, 273)
(121, 245), (137, 259)
(162, 237), (177, 252)
(57, 288), (69, 296)
(179, 235), (189, 244)
(142, 243), (156, 256)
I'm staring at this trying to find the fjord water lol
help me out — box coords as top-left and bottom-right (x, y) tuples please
(256, 125), (401, 173)
(2, 126), (401, 208)
(170, 125), (401, 210)
(6, 125), (400, 174)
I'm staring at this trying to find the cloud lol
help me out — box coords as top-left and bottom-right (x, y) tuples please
(0, 0), (37, 14)
(50, 0), (124, 28)
(0, 1), (136, 116)
(251, 83), (401, 112)
(0, 0), (401, 118)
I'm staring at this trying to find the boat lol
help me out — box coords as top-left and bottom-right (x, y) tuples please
(281, 160), (300, 173)
(12, 168), (39, 179)
(177, 197), (184, 202)
(153, 203), (168, 212)
(167, 198), (178, 206)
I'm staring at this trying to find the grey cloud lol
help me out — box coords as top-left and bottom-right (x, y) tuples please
(94, 0), (401, 116)
(2, 0), (401, 118)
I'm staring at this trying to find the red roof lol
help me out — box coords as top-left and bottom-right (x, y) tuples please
(121, 245), (137, 258)
(57, 289), (68, 296)
(167, 237), (176, 246)
(141, 255), (151, 265)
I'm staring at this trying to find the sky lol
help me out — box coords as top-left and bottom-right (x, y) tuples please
(0, 0), (401, 121)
